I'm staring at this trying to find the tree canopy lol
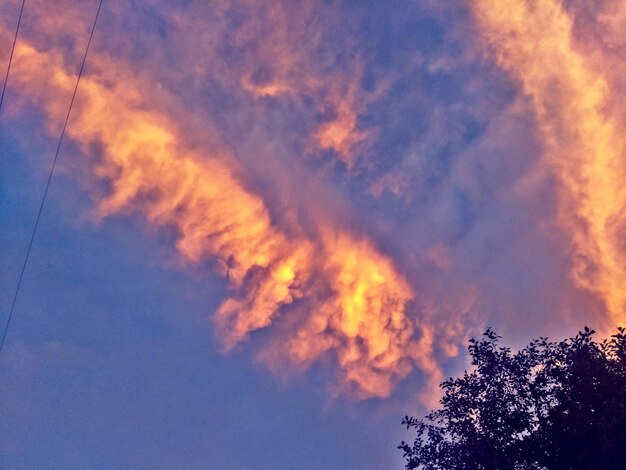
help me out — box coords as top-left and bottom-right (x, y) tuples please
(399, 326), (626, 469)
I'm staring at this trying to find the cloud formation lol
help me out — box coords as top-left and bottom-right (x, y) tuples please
(3, 0), (625, 402)
(5, 25), (440, 398)
(471, 0), (626, 330)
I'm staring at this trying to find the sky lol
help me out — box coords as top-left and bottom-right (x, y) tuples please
(1, 0), (625, 468)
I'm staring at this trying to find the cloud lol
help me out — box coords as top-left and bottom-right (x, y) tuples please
(471, 0), (626, 331)
(5, 0), (625, 404)
(4, 19), (442, 399)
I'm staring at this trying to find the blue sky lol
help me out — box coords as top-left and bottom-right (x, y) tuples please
(1, 0), (625, 468)
(1, 124), (410, 468)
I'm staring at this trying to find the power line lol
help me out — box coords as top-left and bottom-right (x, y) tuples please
(0, 0), (26, 112)
(0, 0), (104, 355)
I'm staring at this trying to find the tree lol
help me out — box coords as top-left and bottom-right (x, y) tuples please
(399, 326), (626, 469)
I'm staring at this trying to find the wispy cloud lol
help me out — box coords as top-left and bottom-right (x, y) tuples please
(471, 0), (626, 331)
(5, 22), (441, 398)
(3, 0), (625, 403)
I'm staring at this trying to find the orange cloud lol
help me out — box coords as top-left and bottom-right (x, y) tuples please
(315, 90), (369, 169)
(214, 0), (370, 168)
(284, 230), (424, 398)
(471, 0), (626, 329)
(6, 32), (441, 399)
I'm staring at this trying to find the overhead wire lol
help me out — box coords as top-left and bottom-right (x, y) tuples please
(0, 0), (26, 112)
(0, 0), (105, 355)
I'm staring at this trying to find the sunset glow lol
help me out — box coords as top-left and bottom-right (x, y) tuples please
(1, 1), (625, 467)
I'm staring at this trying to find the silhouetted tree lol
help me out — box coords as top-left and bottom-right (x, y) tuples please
(399, 326), (626, 469)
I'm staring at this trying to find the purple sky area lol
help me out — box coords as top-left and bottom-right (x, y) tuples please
(2, 0), (624, 468)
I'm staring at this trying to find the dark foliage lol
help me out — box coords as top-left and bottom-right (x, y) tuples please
(399, 326), (626, 469)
